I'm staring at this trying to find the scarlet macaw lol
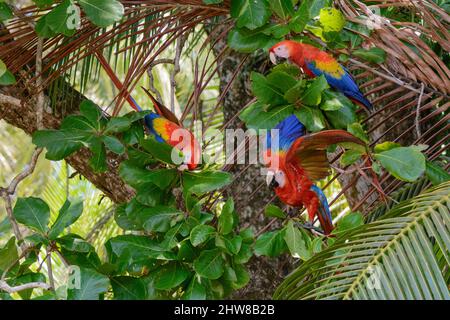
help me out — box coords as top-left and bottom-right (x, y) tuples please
(265, 115), (365, 235)
(95, 52), (200, 170)
(269, 40), (373, 111)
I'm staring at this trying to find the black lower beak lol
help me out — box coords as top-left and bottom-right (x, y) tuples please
(269, 179), (279, 189)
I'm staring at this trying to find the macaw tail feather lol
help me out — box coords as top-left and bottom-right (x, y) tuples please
(310, 185), (334, 235)
(93, 51), (142, 112)
(346, 90), (373, 111)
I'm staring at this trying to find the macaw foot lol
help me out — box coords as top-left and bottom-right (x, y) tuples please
(299, 222), (326, 236)
(177, 164), (188, 171)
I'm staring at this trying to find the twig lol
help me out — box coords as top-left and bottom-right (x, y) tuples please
(35, 37), (45, 130)
(0, 94), (22, 107)
(146, 59), (174, 104)
(45, 250), (55, 291)
(170, 33), (187, 113)
(415, 83), (425, 141)
(0, 280), (51, 294)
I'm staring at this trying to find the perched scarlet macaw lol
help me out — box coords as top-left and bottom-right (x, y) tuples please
(265, 115), (365, 235)
(269, 40), (373, 111)
(95, 52), (200, 170)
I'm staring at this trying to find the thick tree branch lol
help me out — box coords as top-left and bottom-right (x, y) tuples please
(0, 280), (51, 294)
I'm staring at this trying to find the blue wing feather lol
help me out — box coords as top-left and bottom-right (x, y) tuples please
(144, 113), (166, 143)
(267, 114), (306, 151)
(310, 185), (332, 226)
(306, 61), (373, 110)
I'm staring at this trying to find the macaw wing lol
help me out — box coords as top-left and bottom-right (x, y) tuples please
(310, 185), (333, 235)
(286, 130), (365, 181)
(141, 87), (182, 126)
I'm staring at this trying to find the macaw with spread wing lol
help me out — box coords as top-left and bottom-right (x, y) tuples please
(95, 52), (200, 170)
(269, 40), (373, 111)
(265, 115), (366, 235)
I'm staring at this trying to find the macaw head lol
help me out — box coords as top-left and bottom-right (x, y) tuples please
(269, 40), (303, 64)
(264, 114), (305, 189)
(174, 131), (201, 171)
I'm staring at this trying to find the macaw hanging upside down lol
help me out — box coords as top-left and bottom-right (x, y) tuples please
(269, 40), (373, 112)
(94, 51), (200, 170)
(265, 115), (366, 235)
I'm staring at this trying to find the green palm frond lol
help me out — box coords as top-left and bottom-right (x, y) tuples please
(274, 181), (450, 300)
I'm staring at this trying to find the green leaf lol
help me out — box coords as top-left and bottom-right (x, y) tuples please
(79, 0), (124, 27)
(340, 149), (363, 166)
(88, 138), (107, 173)
(119, 162), (176, 190)
(230, 0), (271, 30)
(251, 72), (286, 106)
(48, 200), (83, 239)
(155, 263), (190, 290)
(218, 198), (234, 235)
(284, 81), (305, 103)
(67, 267), (110, 300)
(234, 243), (253, 264)
(111, 276), (147, 300)
(35, 14), (57, 38)
(102, 136), (125, 155)
(353, 47), (386, 64)
(45, 0), (78, 37)
(0, 69), (16, 85)
(265, 204), (286, 219)
(335, 212), (364, 232)
(240, 103), (295, 130)
(215, 234), (242, 255)
(0, 237), (18, 272)
(374, 146), (426, 182)
(79, 100), (103, 129)
(270, 0), (294, 20)
(183, 277), (206, 300)
(324, 102), (357, 129)
(284, 221), (310, 260)
(227, 27), (272, 53)
(141, 206), (184, 233)
(289, 0), (309, 33)
(177, 240), (197, 262)
(0, 3), (13, 21)
(425, 161), (450, 186)
(319, 7), (345, 32)
(104, 117), (131, 134)
(190, 225), (216, 247)
(374, 141), (401, 153)
(0, 59), (7, 78)
(301, 75), (329, 106)
(183, 170), (232, 195)
(320, 90), (352, 111)
(32, 130), (82, 160)
(347, 122), (369, 143)
(193, 248), (225, 280)
(294, 106), (326, 132)
(231, 264), (250, 289)
(13, 197), (50, 234)
(140, 137), (175, 165)
(254, 229), (286, 257)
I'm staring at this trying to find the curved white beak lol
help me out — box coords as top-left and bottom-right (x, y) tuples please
(266, 171), (274, 186)
(269, 51), (277, 65)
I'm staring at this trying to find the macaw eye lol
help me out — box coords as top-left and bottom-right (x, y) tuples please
(275, 170), (286, 187)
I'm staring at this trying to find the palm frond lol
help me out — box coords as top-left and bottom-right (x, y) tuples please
(274, 181), (450, 300)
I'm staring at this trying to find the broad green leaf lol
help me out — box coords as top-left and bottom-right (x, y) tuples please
(270, 0), (294, 20)
(141, 206), (183, 233)
(216, 235), (242, 255)
(140, 137), (175, 164)
(33, 0), (54, 9)
(374, 141), (401, 153)
(177, 240), (197, 262)
(102, 136), (125, 155)
(353, 47), (386, 64)
(111, 276), (147, 300)
(190, 225), (216, 247)
(347, 122), (369, 143)
(335, 212), (364, 232)
(254, 229), (287, 257)
(340, 149), (363, 166)
(284, 81), (305, 103)
(227, 28), (272, 53)
(48, 200), (83, 239)
(324, 102), (357, 129)
(88, 138), (107, 173)
(183, 170), (232, 195)
(0, 69), (16, 85)
(241, 103), (295, 130)
(234, 243), (252, 264)
(79, 0), (124, 27)
(425, 161), (450, 186)
(67, 267), (109, 300)
(61, 115), (98, 136)
(284, 221), (310, 260)
(319, 7), (345, 32)
(155, 263), (190, 290)
(104, 117), (131, 134)
(374, 146), (426, 182)
(35, 14), (57, 38)
(0, 59), (6, 77)
(182, 277), (206, 300)
(0, 237), (18, 272)
(294, 106), (326, 132)
(251, 72), (286, 106)
(301, 75), (329, 106)
(79, 100), (103, 129)
(193, 248), (225, 280)
(0, 3), (13, 21)
(289, 0), (309, 33)
(45, 0), (78, 37)
(230, 0), (271, 30)
(13, 197), (50, 234)
(265, 204), (286, 219)
(320, 90), (352, 111)
(231, 264), (250, 289)
(119, 161), (176, 189)
(218, 198), (234, 235)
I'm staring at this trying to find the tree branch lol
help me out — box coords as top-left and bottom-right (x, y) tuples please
(0, 280), (51, 294)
